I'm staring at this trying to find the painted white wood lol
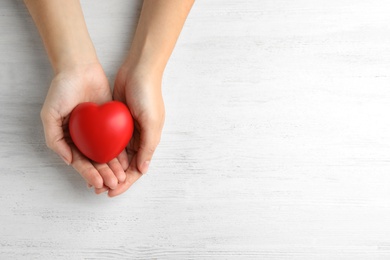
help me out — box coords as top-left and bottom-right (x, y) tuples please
(1, 0), (390, 259)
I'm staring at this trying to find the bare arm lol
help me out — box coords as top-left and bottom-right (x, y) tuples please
(24, 0), (98, 72)
(124, 0), (195, 77)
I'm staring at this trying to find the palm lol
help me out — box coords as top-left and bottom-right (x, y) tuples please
(41, 63), (127, 191)
(103, 70), (165, 197)
(44, 64), (111, 118)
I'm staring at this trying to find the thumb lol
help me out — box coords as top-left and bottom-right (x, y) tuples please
(41, 109), (72, 165)
(136, 127), (161, 174)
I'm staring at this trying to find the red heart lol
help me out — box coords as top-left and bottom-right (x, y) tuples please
(69, 101), (134, 163)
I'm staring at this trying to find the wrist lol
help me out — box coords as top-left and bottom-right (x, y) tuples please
(48, 22), (99, 73)
(53, 45), (99, 74)
(120, 57), (163, 88)
(25, 0), (99, 74)
(122, 51), (165, 82)
(116, 63), (163, 100)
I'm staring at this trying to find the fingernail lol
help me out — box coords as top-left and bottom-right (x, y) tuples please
(141, 161), (150, 174)
(61, 155), (70, 165)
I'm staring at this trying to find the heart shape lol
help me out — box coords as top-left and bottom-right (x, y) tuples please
(69, 101), (134, 163)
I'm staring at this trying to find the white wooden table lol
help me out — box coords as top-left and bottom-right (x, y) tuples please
(1, 0), (390, 259)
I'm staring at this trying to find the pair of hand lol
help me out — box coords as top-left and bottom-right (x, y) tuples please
(41, 62), (164, 197)
(25, 0), (194, 196)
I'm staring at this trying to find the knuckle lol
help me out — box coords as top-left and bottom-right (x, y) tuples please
(44, 133), (61, 151)
(142, 142), (159, 154)
(40, 107), (50, 124)
(40, 109), (45, 121)
(90, 173), (103, 188)
(144, 112), (165, 127)
(40, 109), (56, 150)
(146, 146), (156, 154)
(108, 179), (118, 189)
(45, 139), (55, 150)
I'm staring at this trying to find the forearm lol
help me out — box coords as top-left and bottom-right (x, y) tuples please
(24, 0), (98, 73)
(124, 0), (194, 78)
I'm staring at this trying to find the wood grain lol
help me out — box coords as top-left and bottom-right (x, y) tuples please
(1, 0), (390, 259)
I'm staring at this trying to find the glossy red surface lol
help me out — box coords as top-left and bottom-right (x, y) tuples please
(69, 101), (134, 163)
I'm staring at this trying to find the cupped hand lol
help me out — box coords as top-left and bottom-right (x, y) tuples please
(41, 62), (129, 190)
(95, 66), (165, 197)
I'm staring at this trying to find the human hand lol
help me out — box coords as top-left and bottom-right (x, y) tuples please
(26, 0), (192, 196)
(41, 62), (129, 190)
(25, 0), (129, 192)
(94, 66), (165, 197)
(90, 0), (193, 197)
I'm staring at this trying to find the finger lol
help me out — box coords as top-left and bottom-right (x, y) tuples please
(107, 158), (126, 183)
(71, 145), (103, 188)
(41, 108), (72, 165)
(136, 127), (161, 174)
(108, 156), (143, 197)
(92, 162), (119, 190)
(116, 150), (129, 172)
(95, 185), (109, 195)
